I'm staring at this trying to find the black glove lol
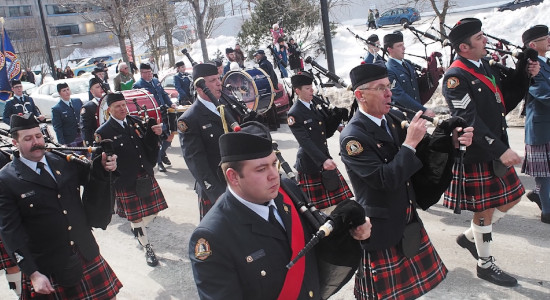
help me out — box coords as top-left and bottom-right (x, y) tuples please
(436, 116), (468, 136)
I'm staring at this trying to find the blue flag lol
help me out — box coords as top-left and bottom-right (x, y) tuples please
(0, 29), (21, 101)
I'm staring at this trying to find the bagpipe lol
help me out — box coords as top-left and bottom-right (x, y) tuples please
(181, 48), (199, 66)
(273, 141), (366, 299)
(389, 102), (468, 212)
(402, 24), (447, 105)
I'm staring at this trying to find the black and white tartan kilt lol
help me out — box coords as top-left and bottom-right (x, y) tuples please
(443, 161), (525, 212)
(353, 206), (447, 300)
(298, 168), (354, 209)
(0, 238), (16, 270)
(522, 142), (550, 177)
(115, 173), (168, 221)
(21, 253), (122, 300)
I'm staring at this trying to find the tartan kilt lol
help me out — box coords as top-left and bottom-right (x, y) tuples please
(298, 168), (354, 209)
(0, 238), (16, 270)
(115, 173), (168, 221)
(443, 161), (525, 212)
(522, 143), (550, 177)
(199, 196), (214, 220)
(353, 208), (447, 299)
(21, 253), (122, 300)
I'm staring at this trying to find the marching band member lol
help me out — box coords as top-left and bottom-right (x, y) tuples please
(95, 93), (168, 267)
(287, 72), (353, 212)
(443, 18), (539, 287)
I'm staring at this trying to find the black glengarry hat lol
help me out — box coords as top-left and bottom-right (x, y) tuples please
(383, 31), (403, 49)
(522, 25), (549, 46)
(291, 71), (314, 88)
(448, 18), (482, 47)
(10, 113), (39, 133)
(219, 121), (273, 163)
(89, 77), (102, 89)
(192, 63), (219, 79)
(349, 63), (388, 91)
(105, 93), (125, 106)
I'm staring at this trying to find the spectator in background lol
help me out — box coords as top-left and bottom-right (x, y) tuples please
(223, 48), (236, 75)
(367, 9), (376, 30)
(129, 60), (138, 74)
(113, 62), (135, 91)
(288, 37), (303, 74)
(25, 68), (35, 84)
(115, 59), (123, 73)
(149, 57), (159, 78)
(270, 23), (284, 45)
(56, 67), (66, 79)
(214, 59), (224, 81)
(64, 66), (74, 78)
(234, 43), (245, 68)
(274, 37), (289, 78)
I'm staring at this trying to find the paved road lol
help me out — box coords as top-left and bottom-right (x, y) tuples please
(0, 125), (548, 299)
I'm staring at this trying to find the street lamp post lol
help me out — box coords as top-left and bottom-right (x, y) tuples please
(36, 0), (56, 79)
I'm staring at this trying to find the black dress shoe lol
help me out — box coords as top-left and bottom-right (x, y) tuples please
(158, 163), (167, 172)
(477, 258), (517, 287)
(542, 213), (550, 224)
(145, 244), (159, 267)
(456, 233), (478, 259)
(526, 191), (542, 210)
(162, 155), (171, 166)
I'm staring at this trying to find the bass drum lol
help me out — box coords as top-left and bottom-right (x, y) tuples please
(222, 68), (275, 115)
(96, 89), (162, 126)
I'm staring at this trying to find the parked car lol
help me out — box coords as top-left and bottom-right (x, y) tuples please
(497, 0), (543, 11)
(30, 77), (90, 119)
(73, 56), (116, 76)
(376, 7), (421, 27)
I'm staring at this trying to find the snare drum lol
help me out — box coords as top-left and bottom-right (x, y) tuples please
(96, 89), (162, 126)
(222, 68), (275, 115)
(167, 105), (190, 133)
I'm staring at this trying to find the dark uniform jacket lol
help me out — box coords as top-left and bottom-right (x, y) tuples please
(174, 72), (192, 105)
(0, 152), (107, 276)
(178, 100), (226, 201)
(189, 184), (321, 300)
(288, 100), (333, 174)
(52, 98), (83, 145)
(340, 110), (422, 250)
(2, 95), (41, 125)
(80, 99), (99, 146)
(525, 56), (550, 145)
(386, 58), (425, 112)
(259, 56), (279, 87)
(133, 78), (172, 107)
(363, 52), (384, 64)
(95, 115), (158, 188)
(443, 56), (530, 164)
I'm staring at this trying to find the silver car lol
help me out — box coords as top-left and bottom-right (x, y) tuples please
(30, 77), (91, 119)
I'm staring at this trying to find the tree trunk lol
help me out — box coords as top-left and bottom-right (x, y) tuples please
(191, 0), (209, 62)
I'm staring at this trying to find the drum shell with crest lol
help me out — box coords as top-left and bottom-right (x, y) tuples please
(221, 68), (275, 115)
(96, 89), (188, 131)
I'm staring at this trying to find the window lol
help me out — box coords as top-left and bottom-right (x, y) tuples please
(8, 6), (32, 17)
(6, 29), (38, 40)
(45, 5), (77, 15)
(209, 4), (225, 18)
(53, 25), (80, 36)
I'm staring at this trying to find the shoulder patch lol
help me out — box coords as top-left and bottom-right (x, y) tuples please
(94, 133), (102, 143)
(346, 140), (363, 156)
(194, 238), (212, 260)
(287, 116), (295, 126)
(80, 107), (86, 115)
(446, 77), (460, 89)
(178, 120), (188, 133)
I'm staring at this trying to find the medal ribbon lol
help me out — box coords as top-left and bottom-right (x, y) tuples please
(277, 188), (306, 300)
(450, 60), (506, 110)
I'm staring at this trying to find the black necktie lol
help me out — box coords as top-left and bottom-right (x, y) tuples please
(381, 119), (392, 137)
(268, 205), (286, 235)
(547, 58), (550, 66)
(402, 62), (411, 76)
(37, 162), (56, 186)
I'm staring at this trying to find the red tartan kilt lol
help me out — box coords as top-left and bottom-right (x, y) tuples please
(0, 238), (16, 270)
(443, 161), (525, 212)
(298, 168), (354, 209)
(353, 225), (447, 299)
(21, 253), (122, 300)
(115, 173), (168, 221)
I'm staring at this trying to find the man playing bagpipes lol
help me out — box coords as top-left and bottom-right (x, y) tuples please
(189, 121), (372, 300)
(340, 63), (473, 299)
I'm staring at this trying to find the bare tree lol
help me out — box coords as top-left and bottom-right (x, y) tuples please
(395, 0), (454, 39)
(55, 0), (148, 64)
(7, 19), (50, 83)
